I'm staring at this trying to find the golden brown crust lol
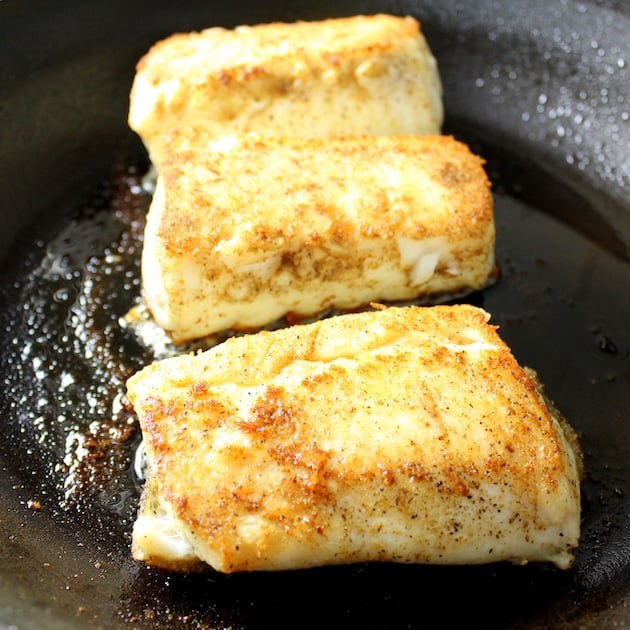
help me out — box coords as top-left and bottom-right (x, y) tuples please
(142, 134), (496, 342)
(127, 305), (582, 573)
(160, 134), (491, 252)
(128, 14), (443, 164)
(135, 15), (422, 76)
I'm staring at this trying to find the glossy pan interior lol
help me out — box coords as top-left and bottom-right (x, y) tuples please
(1, 1), (629, 628)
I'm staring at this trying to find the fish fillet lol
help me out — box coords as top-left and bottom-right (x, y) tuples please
(128, 14), (443, 164)
(141, 133), (496, 343)
(126, 304), (582, 573)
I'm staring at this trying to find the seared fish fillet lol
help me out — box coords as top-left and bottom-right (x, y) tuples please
(127, 304), (582, 573)
(142, 134), (495, 343)
(128, 14), (443, 164)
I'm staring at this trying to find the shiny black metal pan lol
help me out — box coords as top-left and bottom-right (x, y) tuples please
(1, 1), (629, 627)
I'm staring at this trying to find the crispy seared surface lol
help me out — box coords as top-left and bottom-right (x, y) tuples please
(142, 134), (495, 343)
(127, 304), (582, 573)
(128, 14), (443, 164)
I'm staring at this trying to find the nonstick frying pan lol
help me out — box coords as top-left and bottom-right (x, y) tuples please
(1, 1), (629, 628)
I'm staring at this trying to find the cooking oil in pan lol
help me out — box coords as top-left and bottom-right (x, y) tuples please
(0, 160), (151, 541)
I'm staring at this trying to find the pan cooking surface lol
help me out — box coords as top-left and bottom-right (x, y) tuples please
(0, 1), (629, 628)
(0, 135), (629, 629)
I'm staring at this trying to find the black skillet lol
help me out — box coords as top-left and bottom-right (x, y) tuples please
(1, 1), (629, 628)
